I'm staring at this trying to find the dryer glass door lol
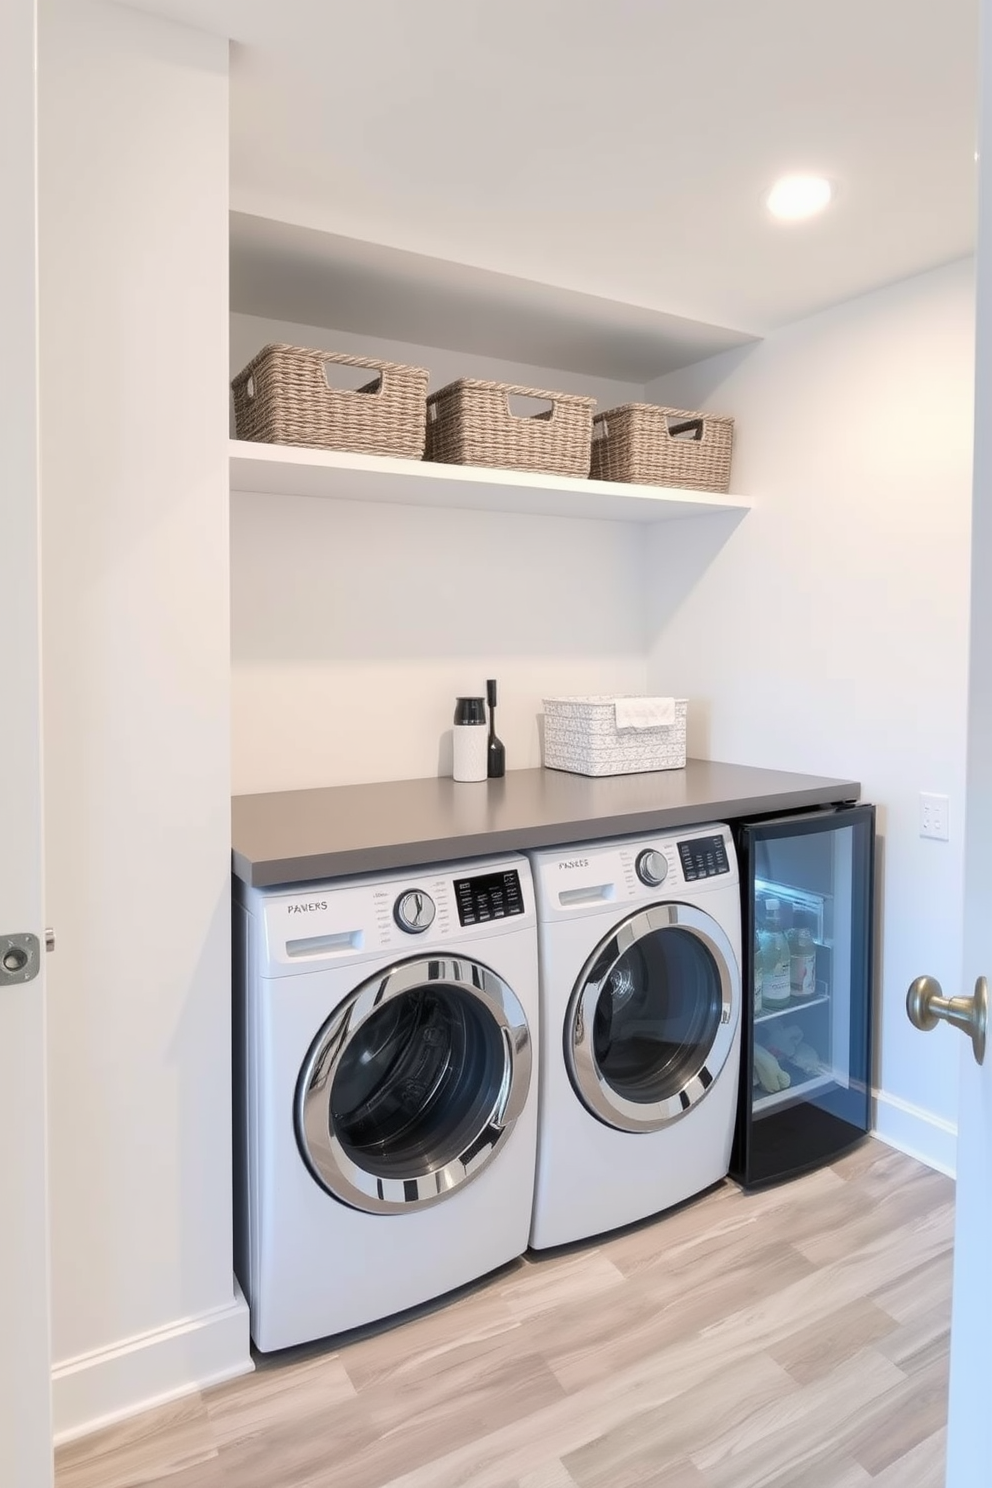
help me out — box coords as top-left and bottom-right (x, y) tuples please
(567, 903), (739, 1133)
(296, 956), (532, 1214)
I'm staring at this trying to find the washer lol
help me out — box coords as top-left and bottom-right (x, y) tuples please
(527, 824), (742, 1249)
(234, 852), (539, 1352)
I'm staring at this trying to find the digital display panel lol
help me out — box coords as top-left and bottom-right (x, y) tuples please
(677, 834), (730, 882)
(453, 869), (525, 926)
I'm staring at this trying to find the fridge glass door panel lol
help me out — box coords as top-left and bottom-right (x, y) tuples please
(736, 806), (874, 1187)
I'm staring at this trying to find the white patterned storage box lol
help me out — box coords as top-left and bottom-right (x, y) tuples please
(542, 696), (688, 777)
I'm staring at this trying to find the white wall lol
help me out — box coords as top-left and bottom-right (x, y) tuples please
(230, 313), (655, 793)
(643, 257), (975, 1171)
(39, 0), (249, 1440)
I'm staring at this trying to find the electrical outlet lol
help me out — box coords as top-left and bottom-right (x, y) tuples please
(920, 792), (950, 841)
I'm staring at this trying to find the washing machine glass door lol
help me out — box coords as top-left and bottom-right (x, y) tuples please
(567, 903), (739, 1133)
(296, 956), (532, 1214)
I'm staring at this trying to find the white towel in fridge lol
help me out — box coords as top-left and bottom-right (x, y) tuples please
(614, 697), (676, 730)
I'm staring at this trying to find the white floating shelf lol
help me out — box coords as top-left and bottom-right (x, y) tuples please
(229, 440), (751, 524)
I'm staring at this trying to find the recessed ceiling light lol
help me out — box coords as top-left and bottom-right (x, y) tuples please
(766, 175), (834, 221)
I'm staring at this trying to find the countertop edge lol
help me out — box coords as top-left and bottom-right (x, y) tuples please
(235, 775), (861, 888)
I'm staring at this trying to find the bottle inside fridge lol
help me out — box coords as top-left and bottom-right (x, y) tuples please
(757, 897), (791, 1012)
(788, 912), (818, 999)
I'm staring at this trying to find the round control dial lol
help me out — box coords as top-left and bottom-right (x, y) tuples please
(393, 889), (436, 934)
(635, 849), (669, 888)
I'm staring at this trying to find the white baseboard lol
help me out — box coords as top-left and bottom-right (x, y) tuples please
(872, 1088), (957, 1178)
(52, 1283), (253, 1445)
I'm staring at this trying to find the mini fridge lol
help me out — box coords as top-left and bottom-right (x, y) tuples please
(730, 804), (875, 1189)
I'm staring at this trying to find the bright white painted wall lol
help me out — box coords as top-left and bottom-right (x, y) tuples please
(230, 313), (653, 793)
(643, 257), (975, 1171)
(39, 0), (249, 1440)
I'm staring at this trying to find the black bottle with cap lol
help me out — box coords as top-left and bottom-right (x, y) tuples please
(486, 678), (506, 779)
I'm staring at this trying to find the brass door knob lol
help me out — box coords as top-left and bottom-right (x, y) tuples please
(906, 974), (988, 1066)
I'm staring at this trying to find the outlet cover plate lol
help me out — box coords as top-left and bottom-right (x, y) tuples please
(920, 792), (950, 841)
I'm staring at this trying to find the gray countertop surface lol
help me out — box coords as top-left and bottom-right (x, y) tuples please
(232, 760), (861, 887)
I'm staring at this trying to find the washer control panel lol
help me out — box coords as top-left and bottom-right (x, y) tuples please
(393, 889), (436, 934)
(454, 868), (525, 927)
(677, 833), (731, 882)
(255, 853), (534, 972)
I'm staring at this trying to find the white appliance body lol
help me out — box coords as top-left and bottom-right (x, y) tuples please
(235, 853), (539, 1352)
(529, 825), (742, 1249)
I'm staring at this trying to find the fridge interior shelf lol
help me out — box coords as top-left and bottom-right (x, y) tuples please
(754, 987), (830, 1024)
(752, 1069), (834, 1116)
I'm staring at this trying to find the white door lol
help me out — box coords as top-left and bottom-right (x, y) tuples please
(936, 6), (992, 1485)
(0, 0), (55, 1483)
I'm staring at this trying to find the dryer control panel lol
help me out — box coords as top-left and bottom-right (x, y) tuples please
(529, 824), (738, 921)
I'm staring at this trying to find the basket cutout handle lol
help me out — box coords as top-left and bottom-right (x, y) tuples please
(592, 418), (608, 441)
(505, 392), (556, 423)
(321, 359), (383, 397)
(666, 415), (704, 442)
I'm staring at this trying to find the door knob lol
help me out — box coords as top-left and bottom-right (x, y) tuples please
(906, 974), (988, 1066)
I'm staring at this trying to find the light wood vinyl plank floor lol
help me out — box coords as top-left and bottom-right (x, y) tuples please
(54, 1139), (954, 1488)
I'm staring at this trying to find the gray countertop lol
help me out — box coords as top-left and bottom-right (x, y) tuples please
(232, 759), (861, 887)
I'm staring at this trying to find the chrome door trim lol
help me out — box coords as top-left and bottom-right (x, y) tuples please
(296, 955), (532, 1214)
(566, 902), (740, 1134)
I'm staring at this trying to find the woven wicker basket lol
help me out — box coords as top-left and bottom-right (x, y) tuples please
(425, 379), (596, 477)
(231, 344), (429, 458)
(543, 696), (688, 777)
(590, 403), (734, 492)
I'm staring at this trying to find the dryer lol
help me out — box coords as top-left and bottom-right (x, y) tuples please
(528, 825), (741, 1249)
(234, 853), (539, 1352)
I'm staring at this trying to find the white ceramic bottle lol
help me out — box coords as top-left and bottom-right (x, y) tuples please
(452, 696), (488, 782)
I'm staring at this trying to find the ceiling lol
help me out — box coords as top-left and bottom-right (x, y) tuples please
(122, 0), (979, 374)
